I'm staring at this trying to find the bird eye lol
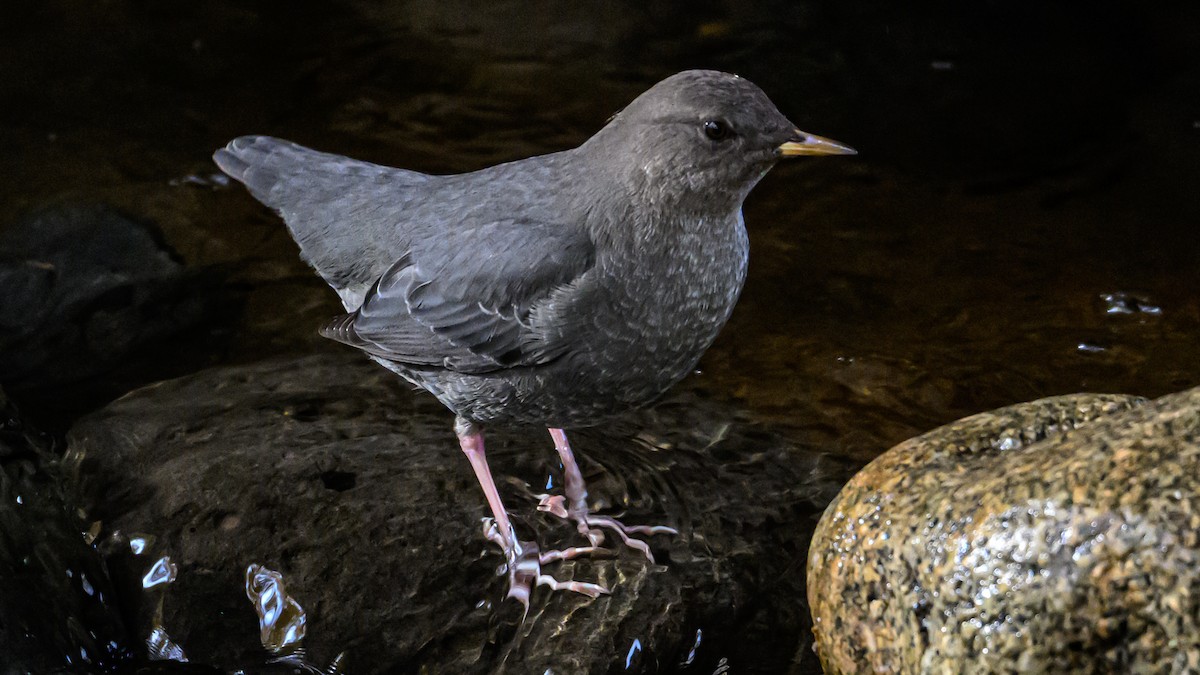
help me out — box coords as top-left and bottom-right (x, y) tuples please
(703, 120), (732, 141)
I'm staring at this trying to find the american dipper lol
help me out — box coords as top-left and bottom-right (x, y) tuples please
(214, 70), (854, 607)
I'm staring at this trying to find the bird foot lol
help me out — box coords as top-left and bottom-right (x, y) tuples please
(537, 494), (678, 563)
(482, 518), (609, 610)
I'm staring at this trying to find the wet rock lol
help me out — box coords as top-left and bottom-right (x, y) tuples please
(0, 385), (134, 672)
(807, 388), (1200, 672)
(0, 388), (234, 674)
(64, 352), (848, 673)
(0, 202), (231, 425)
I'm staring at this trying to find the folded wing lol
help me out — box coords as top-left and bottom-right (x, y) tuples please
(321, 220), (595, 374)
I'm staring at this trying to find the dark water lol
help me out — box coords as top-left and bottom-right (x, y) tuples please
(1, 0), (1198, 672)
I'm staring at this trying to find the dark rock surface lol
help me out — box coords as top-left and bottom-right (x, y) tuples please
(808, 388), (1200, 672)
(0, 203), (232, 426)
(65, 353), (852, 673)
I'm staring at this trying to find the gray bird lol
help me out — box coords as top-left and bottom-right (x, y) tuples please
(214, 69), (854, 607)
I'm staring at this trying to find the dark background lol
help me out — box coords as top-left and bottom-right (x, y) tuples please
(3, 0), (1197, 432)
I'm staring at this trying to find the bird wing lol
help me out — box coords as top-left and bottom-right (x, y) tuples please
(320, 219), (595, 373)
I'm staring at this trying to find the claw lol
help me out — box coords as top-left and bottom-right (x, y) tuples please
(539, 544), (612, 564)
(484, 517), (611, 609)
(581, 515), (678, 563)
(535, 575), (609, 598)
(536, 494), (569, 519)
(542, 492), (678, 556)
(543, 428), (679, 561)
(463, 429), (610, 608)
(462, 425), (674, 608)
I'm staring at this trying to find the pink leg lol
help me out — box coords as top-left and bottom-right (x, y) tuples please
(456, 420), (608, 609)
(539, 428), (678, 563)
(459, 429), (517, 545)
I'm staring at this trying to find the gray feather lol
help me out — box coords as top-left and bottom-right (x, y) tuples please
(320, 222), (595, 373)
(214, 70), (827, 427)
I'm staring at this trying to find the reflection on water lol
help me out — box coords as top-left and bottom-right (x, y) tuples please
(1100, 292), (1161, 317)
(680, 628), (702, 667)
(143, 556), (178, 589)
(130, 535), (153, 555)
(147, 625), (189, 663)
(246, 563), (308, 655)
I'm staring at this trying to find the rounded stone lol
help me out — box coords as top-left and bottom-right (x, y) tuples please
(807, 387), (1200, 672)
(62, 352), (841, 672)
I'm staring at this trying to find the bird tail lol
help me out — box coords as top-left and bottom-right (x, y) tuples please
(213, 136), (325, 208)
(213, 136), (427, 308)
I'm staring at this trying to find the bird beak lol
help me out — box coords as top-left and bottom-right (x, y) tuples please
(777, 130), (857, 157)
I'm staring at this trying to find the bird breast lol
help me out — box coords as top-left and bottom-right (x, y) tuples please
(576, 210), (749, 406)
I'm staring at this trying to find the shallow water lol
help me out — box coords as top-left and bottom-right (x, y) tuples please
(2, 0), (1198, 672)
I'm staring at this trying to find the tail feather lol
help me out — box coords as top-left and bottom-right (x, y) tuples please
(213, 136), (430, 309)
(213, 136), (348, 209)
(212, 137), (282, 206)
(318, 312), (359, 345)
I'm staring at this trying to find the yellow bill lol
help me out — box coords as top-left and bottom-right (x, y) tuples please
(778, 131), (857, 157)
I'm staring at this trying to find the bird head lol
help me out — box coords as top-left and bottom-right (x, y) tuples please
(583, 70), (855, 213)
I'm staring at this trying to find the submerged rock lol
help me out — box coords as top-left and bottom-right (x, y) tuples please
(807, 388), (1200, 672)
(64, 352), (846, 673)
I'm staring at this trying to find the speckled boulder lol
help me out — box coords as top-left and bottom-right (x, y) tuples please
(807, 387), (1200, 673)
